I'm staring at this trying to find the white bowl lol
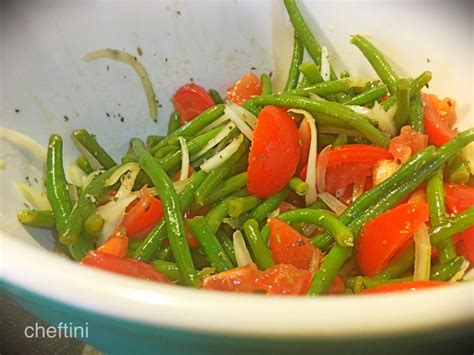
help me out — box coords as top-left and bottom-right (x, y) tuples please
(1, 0), (473, 353)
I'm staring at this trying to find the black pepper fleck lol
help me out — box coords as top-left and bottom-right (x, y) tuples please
(124, 75), (127, 79)
(137, 47), (143, 56)
(269, 71), (273, 77)
(176, 10), (181, 15)
(165, 58), (168, 62)
(34, 177), (39, 183)
(250, 66), (257, 70)
(426, 58), (431, 63)
(158, 104), (163, 108)
(24, 202), (30, 208)
(190, 77), (194, 82)
(106, 112), (110, 117)
(15, 109), (20, 113)
(120, 117), (125, 122)
(107, 65), (109, 71)
(63, 115), (69, 122)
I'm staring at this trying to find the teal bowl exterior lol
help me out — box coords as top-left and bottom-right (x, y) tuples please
(3, 280), (473, 354)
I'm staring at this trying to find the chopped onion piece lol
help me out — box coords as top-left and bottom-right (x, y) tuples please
(318, 192), (347, 216)
(200, 134), (243, 172)
(316, 145), (332, 193)
(177, 137), (190, 182)
(462, 267), (474, 281)
(349, 77), (372, 88)
(222, 217), (241, 230)
(233, 230), (253, 267)
(462, 142), (474, 175)
(413, 223), (431, 281)
(268, 208), (280, 219)
(82, 49), (157, 121)
(193, 121), (236, 159)
(68, 184), (79, 203)
(289, 109), (318, 205)
(0, 128), (47, 163)
(105, 162), (139, 187)
(449, 258), (470, 283)
(66, 161), (87, 187)
(349, 102), (396, 137)
(116, 166), (140, 199)
(15, 183), (51, 210)
(229, 103), (257, 129)
(198, 114), (229, 134)
(224, 105), (254, 141)
(320, 46), (330, 81)
(172, 177), (191, 195)
(352, 177), (366, 201)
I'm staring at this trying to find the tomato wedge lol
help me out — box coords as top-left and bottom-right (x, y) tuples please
(268, 218), (322, 270)
(389, 125), (428, 163)
(202, 263), (312, 295)
(362, 281), (448, 294)
(326, 274), (346, 295)
(247, 106), (300, 198)
(121, 189), (164, 238)
(81, 251), (171, 283)
(226, 72), (262, 105)
(357, 202), (430, 277)
(297, 118), (311, 173)
(172, 83), (214, 125)
(97, 234), (129, 258)
(423, 94), (457, 146)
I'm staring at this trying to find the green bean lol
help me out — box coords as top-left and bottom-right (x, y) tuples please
(243, 219), (274, 270)
(225, 152), (249, 177)
(133, 170), (208, 262)
(146, 135), (165, 151)
(76, 156), (93, 175)
(393, 78), (411, 130)
(168, 112), (181, 135)
(250, 188), (290, 224)
(151, 104), (225, 152)
(380, 71), (432, 111)
(227, 196), (261, 218)
(360, 277), (412, 289)
(431, 257), (466, 281)
(71, 129), (117, 169)
(127, 238), (143, 253)
(208, 89), (224, 105)
(205, 172), (248, 205)
(427, 168), (456, 263)
(205, 189), (248, 234)
(289, 177), (307, 196)
(446, 154), (470, 184)
(299, 63), (323, 84)
(216, 229), (237, 266)
(339, 71), (350, 79)
(83, 213), (104, 236)
(288, 79), (354, 97)
(308, 198), (330, 211)
(342, 85), (388, 106)
(156, 246), (173, 261)
(431, 206), (474, 245)
(132, 139), (198, 287)
(408, 91), (424, 133)
(284, 31), (304, 91)
(332, 134), (348, 147)
(260, 73), (273, 95)
(194, 140), (248, 205)
(377, 245), (415, 279)
(350, 35), (399, 95)
(152, 260), (183, 283)
(284, 0), (337, 80)
(154, 145), (180, 159)
(249, 95), (389, 147)
(17, 209), (55, 229)
(318, 133), (337, 150)
(188, 216), (234, 272)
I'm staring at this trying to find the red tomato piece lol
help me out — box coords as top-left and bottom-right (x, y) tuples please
(268, 218), (322, 270)
(389, 125), (428, 163)
(357, 202), (430, 277)
(121, 189), (164, 238)
(325, 163), (373, 195)
(184, 221), (200, 249)
(202, 264), (264, 293)
(278, 201), (298, 213)
(247, 106), (300, 198)
(362, 281), (448, 294)
(424, 94), (457, 127)
(226, 72), (262, 105)
(326, 274), (346, 295)
(97, 234), (129, 258)
(172, 83), (214, 125)
(423, 94), (457, 146)
(260, 264), (312, 295)
(81, 251), (171, 283)
(173, 166), (194, 182)
(453, 228), (474, 264)
(297, 118), (311, 173)
(326, 144), (393, 168)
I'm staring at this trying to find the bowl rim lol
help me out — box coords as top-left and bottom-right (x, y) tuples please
(2, 232), (473, 339)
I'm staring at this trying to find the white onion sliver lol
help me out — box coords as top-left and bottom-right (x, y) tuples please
(233, 230), (253, 267)
(15, 183), (51, 210)
(449, 259), (470, 283)
(200, 134), (243, 172)
(316, 145), (331, 193)
(224, 105), (254, 141)
(320, 46), (330, 82)
(0, 128), (47, 163)
(352, 177), (366, 201)
(66, 161), (87, 187)
(318, 192), (347, 216)
(116, 166), (140, 199)
(83, 49), (157, 120)
(193, 121), (236, 159)
(289, 109), (318, 205)
(178, 137), (190, 182)
(371, 101), (397, 137)
(413, 223), (431, 281)
(105, 162), (140, 187)
(172, 177), (191, 195)
(229, 102), (257, 129)
(71, 135), (103, 170)
(462, 267), (474, 281)
(308, 93), (325, 101)
(197, 114), (229, 135)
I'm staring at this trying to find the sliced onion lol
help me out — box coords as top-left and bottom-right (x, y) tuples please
(413, 223), (431, 281)
(192, 121), (236, 159)
(316, 145), (331, 193)
(66, 161), (87, 187)
(349, 102), (396, 137)
(0, 128), (47, 163)
(82, 49), (157, 121)
(449, 258), (470, 283)
(320, 46), (330, 81)
(200, 134), (243, 172)
(71, 136), (103, 170)
(308, 93), (325, 101)
(172, 177), (192, 195)
(289, 109), (318, 205)
(233, 230), (253, 267)
(116, 166), (140, 199)
(197, 114), (229, 135)
(178, 137), (190, 181)
(318, 192), (347, 216)
(352, 177), (366, 201)
(68, 184), (79, 203)
(268, 208), (280, 219)
(229, 103), (257, 129)
(224, 105), (254, 141)
(462, 142), (474, 175)
(105, 162), (140, 187)
(15, 182), (51, 210)
(462, 267), (474, 281)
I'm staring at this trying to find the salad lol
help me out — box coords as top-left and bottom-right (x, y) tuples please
(14, 0), (474, 296)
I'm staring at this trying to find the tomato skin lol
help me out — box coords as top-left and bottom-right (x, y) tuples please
(261, 264), (312, 295)
(389, 125), (428, 163)
(173, 166), (194, 182)
(357, 202), (430, 277)
(247, 106), (300, 198)
(362, 281), (448, 294)
(172, 83), (214, 125)
(326, 274), (346, 295)
(226, 73), (262, 105)
(202, 264), (263, 293)
(97, 234), (129, 258)
(423, 94), (457, 146)
(121, 190), (164, 238)
(184, 221), (200, 249)
(268, 218), (322, 270)
(81, 251), (171, 283)
(297, 119), (311, 173)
